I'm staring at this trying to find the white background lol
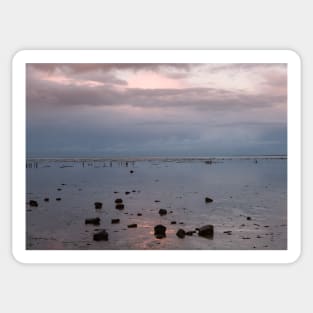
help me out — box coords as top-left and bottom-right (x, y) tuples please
(0, 0), (310, 312)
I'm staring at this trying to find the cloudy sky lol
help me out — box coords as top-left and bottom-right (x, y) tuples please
(26, 63), (287, 157)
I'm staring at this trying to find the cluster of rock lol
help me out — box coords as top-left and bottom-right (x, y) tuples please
(175, 225), (214, 239)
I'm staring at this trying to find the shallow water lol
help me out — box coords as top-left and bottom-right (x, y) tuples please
(26, 157), (287, 250)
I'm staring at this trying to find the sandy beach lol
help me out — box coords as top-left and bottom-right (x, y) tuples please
(26, 157), (287, 250)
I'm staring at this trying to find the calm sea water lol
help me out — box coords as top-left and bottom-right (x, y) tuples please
(26, 157), (287, 250)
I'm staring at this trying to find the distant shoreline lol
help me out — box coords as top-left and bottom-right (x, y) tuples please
(26, 155), (287, 162)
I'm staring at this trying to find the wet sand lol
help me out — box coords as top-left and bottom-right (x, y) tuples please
(26, 157), (287, 250)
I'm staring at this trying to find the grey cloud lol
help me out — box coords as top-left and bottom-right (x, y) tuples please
(27, 77), (286, 112)
(28, 63), (195, 74)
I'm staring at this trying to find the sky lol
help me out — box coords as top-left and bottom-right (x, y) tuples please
(26, 63), (287, 157)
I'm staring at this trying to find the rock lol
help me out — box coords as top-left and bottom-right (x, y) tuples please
(85, 217), (100, 225)
(93, 230), (108, 241)
(111, 219), (120, 224)
(94, 202), (103, 209)
(132, 190), (136, 193)
(29, 200), (38, 207)
(44, 198), (49, 202)
(57, 188), (62, 191)
(128, 223), (137, 228)
(198, 225), (214, 238)
(246, 216), (251, 221)
(176, 229), (186, 238)
(170, 221), (177, 225)
(56, 198), (61, 201)
(125, 191), (130, 195)
(154, 225), (166, 239)
(179, 222), (184, 225)
(158, 209), (167, 216)
(224, 230), (232, 235)
(113, 191), (119, 194)
(195, 228), (200, 231)
(130, 170), (134, 173)
(115, 198), (123, 204)
(186, 231), (194, 236)
(137, 213), (142, 216)
(205, 197), (213, 203)
(154, 200), (160, 203)
(115, 204), (125, 210)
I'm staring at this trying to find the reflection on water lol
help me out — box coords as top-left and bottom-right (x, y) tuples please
(26, 157), (287, 250)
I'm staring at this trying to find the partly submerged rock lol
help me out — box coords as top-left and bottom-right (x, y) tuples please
(111, 218), (120, 224)
(44, 198), (49, 202)
(115, 198), (123, 204)
(186, 231), (194, 236)
(205, 197), (213, 203)
(170, 221), (177, 225)
(130, 170), (134, 174)
(128, 223), (137, 228)
(198, 225), (214, 238)
(115, 204), (125, 210)
(246, 216), (251, 221)
(85, 217), (100, 225)
(125, 191), (130, 195)
(94, 202), (103, 209)
(29, 200), (38, 207)
(176, 229), (186, 239)
(158, 209), (167, 216)
(56, 198), (61, 201)
(154, 224), (166, 239)
(93, 230), (108, 241)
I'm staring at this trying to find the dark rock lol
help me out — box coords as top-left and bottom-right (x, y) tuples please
(154, 200), (160, 203)
(128, 224), (137, 228)
(44, 198), (49, 202)
(57, 188), (62, 191)
(85, 217), (100, 225)
(137, 213), (142, 216)
(132, 190), (136, 193)
(195, 228), (200, 231)
(246, 216), (251, 221)
(158, 209), (167, 216)
(111, 219), (120, 224)
(198, 225), (214, 238)
(125, 191), (130, 195)
(170, 221), (177, 225)
(113, 191), (119, 194)
(176, 229), (186, 239)
(61, 183), (66, 186)
(130, 170), (134, 173)
(93, 230), (108, 241)
(224, 230), (232, 235)
(186, 231), (194, 236)
(94, 202), (103, 209)
(179, 222), (184, 225)
(154, 224), (166, 239)
(29, 200), (38, 207)
(56, 198), (61, 201)
(115, 198), (123, 204)
(205, 197), (213, 203)
(115, 204), (125, 210)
